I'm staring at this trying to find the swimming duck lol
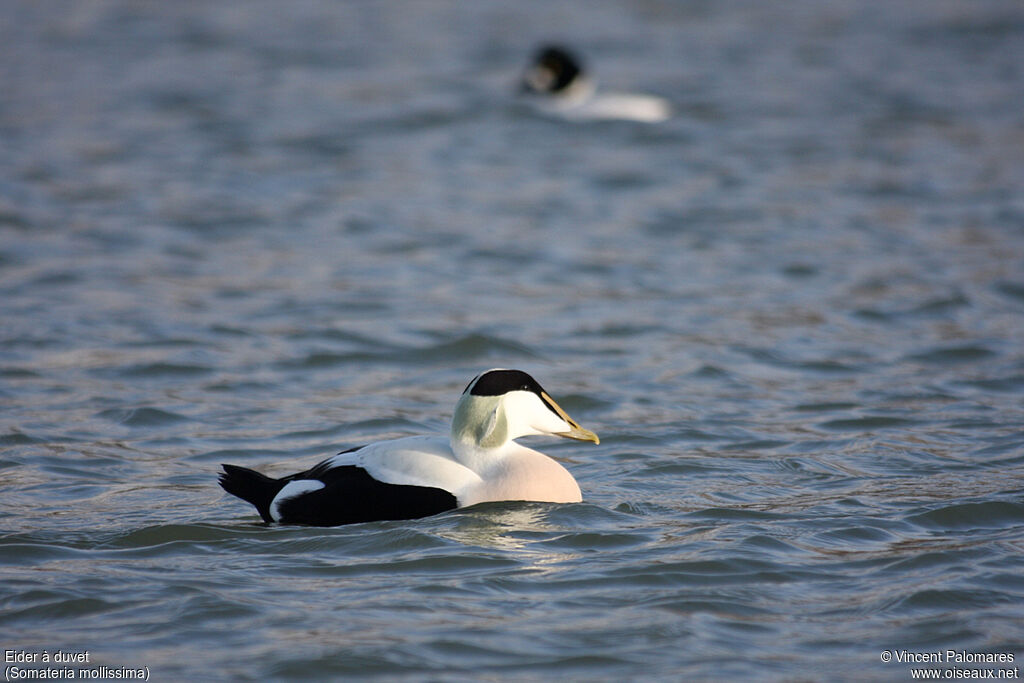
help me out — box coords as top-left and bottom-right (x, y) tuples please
(219, 369), (599, 526)
(519, 44), (671, 123)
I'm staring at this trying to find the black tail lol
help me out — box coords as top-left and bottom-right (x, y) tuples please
(219, 464), (286, 523)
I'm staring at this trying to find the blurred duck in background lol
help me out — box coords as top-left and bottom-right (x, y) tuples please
(519, 44), (671, 123)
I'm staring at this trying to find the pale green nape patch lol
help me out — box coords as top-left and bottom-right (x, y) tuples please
(451, 393), (508, 449)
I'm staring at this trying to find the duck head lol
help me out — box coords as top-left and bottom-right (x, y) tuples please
(451, 369), (599, 449)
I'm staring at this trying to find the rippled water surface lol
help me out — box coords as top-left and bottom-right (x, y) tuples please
(3, 1), (1024, 680)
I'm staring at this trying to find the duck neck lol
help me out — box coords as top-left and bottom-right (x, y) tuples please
(450, 394), (510, 468)
(559, 75), (595, 103)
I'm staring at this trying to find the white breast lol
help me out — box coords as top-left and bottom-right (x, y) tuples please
(459, 444), (582, 507)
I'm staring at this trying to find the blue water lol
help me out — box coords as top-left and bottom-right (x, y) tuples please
(2, 1), (1023, 680)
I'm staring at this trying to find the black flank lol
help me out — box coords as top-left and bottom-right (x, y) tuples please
(274, 465), (457, 527)
(219, 460), (457, 527)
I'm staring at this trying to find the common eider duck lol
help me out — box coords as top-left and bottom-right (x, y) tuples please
(219, 369), (599, 526)
(519, 44), (671, 123)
